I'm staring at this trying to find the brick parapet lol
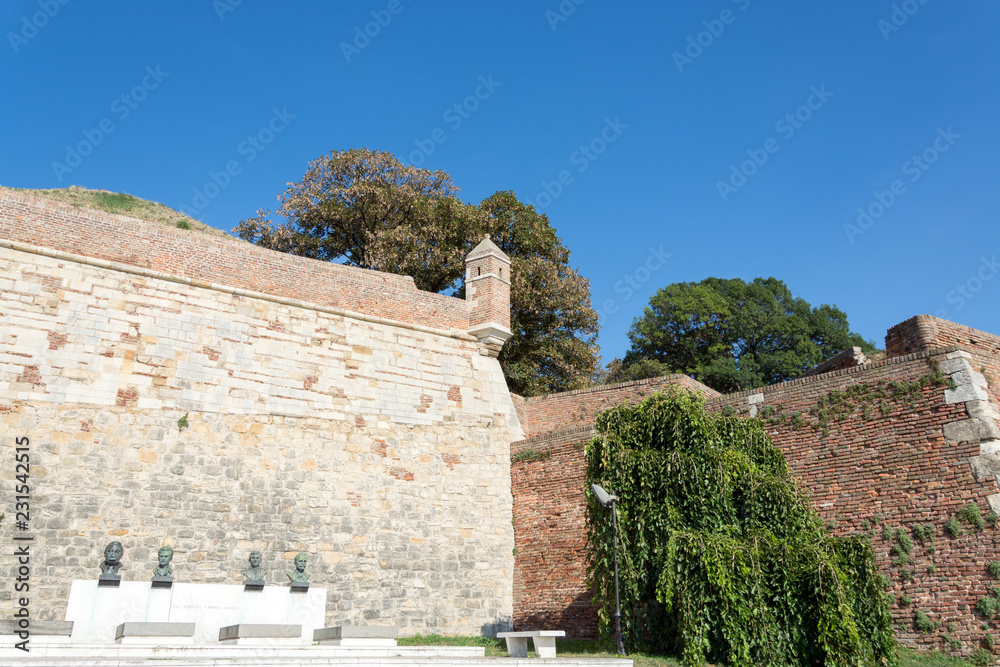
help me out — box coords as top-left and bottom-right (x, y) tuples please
(0, 192), (471, 333)
(517, 375), (718, 438)
(887, 315), (1000, 359)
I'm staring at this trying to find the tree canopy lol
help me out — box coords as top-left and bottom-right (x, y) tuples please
(235, 148), (599, 396)
(586, 390), (895, 666)
(616, 277), (876, 393)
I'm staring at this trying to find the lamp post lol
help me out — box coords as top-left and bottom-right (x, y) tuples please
(591, 483), (625, 656)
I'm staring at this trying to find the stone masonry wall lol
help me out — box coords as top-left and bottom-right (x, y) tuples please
(510, 330), (1000, 656)
(0, 194), (522, 635)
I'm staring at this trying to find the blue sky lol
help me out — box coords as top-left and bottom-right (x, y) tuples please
(3, 1), (998, 365)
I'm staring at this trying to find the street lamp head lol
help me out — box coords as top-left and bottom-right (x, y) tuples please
(591, 483), (617, 508)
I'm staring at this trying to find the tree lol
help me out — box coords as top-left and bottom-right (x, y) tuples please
(235, 149), (599, 396)
(234, 148), (482, 294)
(478, 191), (599, 396)
(620, 277), (876, 393)
(586, 390), (895, 665)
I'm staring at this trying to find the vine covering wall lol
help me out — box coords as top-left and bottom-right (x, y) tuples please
(511, 317), (1000, 658)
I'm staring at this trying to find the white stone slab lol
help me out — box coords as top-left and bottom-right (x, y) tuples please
(65, 580), (160, 642)
(64, 580), (326, 645)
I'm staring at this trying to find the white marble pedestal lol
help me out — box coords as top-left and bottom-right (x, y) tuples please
(64, 580), (326, 644)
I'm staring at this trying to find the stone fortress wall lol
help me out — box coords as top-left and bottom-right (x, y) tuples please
(4, 189), (1000, 653)
(511, 316), (1000, 654)
(0, 192), (522, 635)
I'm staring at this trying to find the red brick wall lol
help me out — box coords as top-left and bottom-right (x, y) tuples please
(466, 248), (511, 331)
(511, 394), (528, 434)
(511, 339), (1000, 654)
(0, 193), (470, 331)
(887, 315), (1000, 358)
(517, 375), (719, 438)
(511, 426), (597, 638)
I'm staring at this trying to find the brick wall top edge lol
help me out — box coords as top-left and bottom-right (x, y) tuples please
(886, 314), (1000, 354)
(522, 375), (720, 403)
(707, 344), (977, 404)
(512, 426), (596, 449)
(2, 192), (417, 286)
(0, 192), (471, 327)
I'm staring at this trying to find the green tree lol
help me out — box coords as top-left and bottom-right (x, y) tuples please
(621, 277), (875, 393)
(587, 390), (896, 666)
(478, 191), (599, 396)
(235, 149), (598, 396)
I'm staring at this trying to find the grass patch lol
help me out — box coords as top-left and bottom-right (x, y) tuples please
(897, 646), (978, 666)
(397, 634), (506, 656)
(398, 637), (982, 667)
(2, 185), (230, 238)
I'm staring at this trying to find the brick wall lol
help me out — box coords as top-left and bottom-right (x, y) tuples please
(510, 330), (1000, 655)
(511, 426), (597, 638)
(887, 315), (1000, 358)
(517, 375), (719, 438)
(0, 192), (470, 332)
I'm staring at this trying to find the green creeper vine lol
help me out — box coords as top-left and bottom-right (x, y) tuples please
(511, 448), (551, 464)
(755, 370), (955, 436)
(585, 390), (895, 667)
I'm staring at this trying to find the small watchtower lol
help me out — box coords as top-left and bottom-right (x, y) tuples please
(465, 235), (511, 357)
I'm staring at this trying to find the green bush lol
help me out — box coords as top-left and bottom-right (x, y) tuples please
(586, 390), (895, 666)
(946, 516), (966, 537)
(897, 529), (914, 553)
(977, 595), (998, 619)
(959, 502), (987, 532)
(989, 562), (1000, 578)
(970, 647), (992, 667)
(914, 610), (935, 633)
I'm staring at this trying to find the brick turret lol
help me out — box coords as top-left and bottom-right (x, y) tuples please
(465, 235), (511, 357)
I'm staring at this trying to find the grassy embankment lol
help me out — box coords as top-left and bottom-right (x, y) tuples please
(1, 185), (228, 237)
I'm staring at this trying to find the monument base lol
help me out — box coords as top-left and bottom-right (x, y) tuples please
(313, 625), (398, 646)
(65, 580), (326, 644)
(116, 622), (196, 645)
(219, 623), (302, 646)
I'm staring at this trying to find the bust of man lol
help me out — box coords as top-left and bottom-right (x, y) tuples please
(241, 550), (265, 581)
(153, 546), (174, 577)
(287, 553), (310, 583)
(100, 541), (123, 577)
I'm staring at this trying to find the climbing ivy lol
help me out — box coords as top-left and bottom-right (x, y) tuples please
(753, 370), (954, 435)
(585, 390), (896, 667)
(511, 448), (552, 464)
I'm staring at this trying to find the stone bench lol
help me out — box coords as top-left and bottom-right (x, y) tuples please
(497, 630), (566, 658)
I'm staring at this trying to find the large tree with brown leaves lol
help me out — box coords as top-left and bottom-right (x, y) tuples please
(235, 148), (599, 396)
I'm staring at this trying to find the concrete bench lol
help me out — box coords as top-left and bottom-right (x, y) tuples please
(497, 630), (566, 658)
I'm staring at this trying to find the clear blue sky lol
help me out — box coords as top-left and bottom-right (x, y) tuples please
(3, 1), (998, 365)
